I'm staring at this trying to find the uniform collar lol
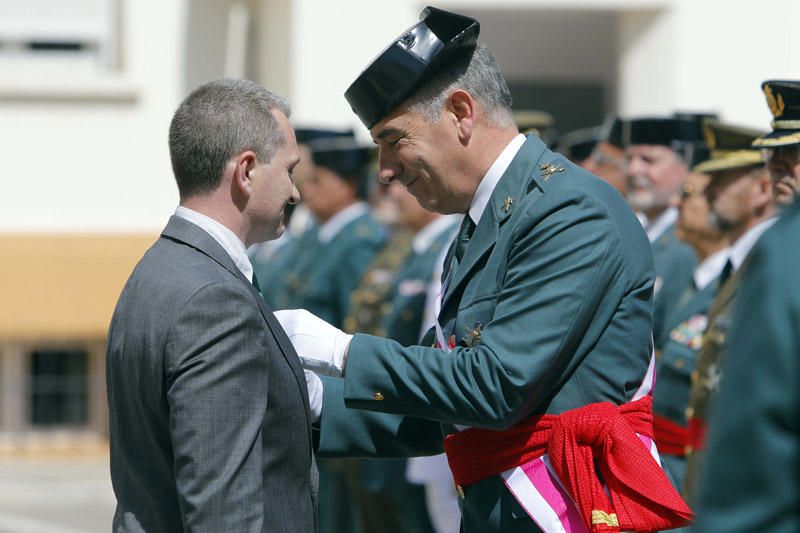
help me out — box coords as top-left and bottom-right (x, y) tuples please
(174, 206), (253, 282)
(318, 201), (369, 244)
(467, 134), (526, 225)
(645, 207), (678, 243)
(411, 214), (459, 254)
(729, 217), (778, 271)
(694, 247), (730, 290)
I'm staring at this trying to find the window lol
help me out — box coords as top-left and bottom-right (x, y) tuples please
(29, 349), (89, 426)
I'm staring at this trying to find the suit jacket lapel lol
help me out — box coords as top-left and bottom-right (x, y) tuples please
(161, 216), (312, 422)
(440, 136), (546, 313)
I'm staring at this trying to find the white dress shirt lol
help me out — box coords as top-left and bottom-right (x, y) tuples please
(174, 206), (254, 282)
(467, 134), (526, 225)
(645, 207), (679, 244)
(694, 247), (730, 291)
(729, 217), (778, 272)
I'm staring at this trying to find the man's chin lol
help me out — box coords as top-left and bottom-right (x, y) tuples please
(626, 192), (656, 212)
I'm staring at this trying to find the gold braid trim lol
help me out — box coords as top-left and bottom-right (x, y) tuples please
(693, 150), (764, 173)
(591, 510), (619, 527)
(752, 132), (800, 148)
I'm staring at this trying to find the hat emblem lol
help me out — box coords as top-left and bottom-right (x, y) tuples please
(765, 84), (785, 118)
(399, 32), (416, 49)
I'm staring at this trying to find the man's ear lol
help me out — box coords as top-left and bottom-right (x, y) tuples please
(447, 89), (475, 144)
(233, 151), (258, 197)
(752, 167), (774, 210)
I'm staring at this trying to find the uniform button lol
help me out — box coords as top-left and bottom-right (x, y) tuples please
(456, 485), (465, 499)
(674, 358), (685, 369)
(685, 406), (694, 419)
(373, 392), (384, 401)
(691, 370), (699, 384)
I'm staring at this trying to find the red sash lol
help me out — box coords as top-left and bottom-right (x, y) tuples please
(443, 396), (693, 532)
(652, 414), (689, 456)
(687, 416), (708, 453)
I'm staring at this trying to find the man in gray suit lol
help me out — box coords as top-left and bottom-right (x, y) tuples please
(106, 78), (315, 532)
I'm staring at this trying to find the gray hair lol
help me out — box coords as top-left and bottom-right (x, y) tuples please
(405, 45), (514, 128)
(169, 78), (291, 199)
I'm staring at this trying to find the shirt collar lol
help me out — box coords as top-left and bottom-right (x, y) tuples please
(729, 217), (778, 271)
(174, 206), (253, 282)
(467, 134), (526, 225)
(645, 207), (678, 243)
(694, 247), (730, 290)
(318, 202), (369, 244)
(411, 215), (460, 254)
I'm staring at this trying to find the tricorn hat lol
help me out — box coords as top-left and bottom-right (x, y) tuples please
(344, 6), (480, 129)
(752, 80), (800, 148)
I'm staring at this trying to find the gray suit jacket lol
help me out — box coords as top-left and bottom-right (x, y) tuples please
(107, 215), (315, 532)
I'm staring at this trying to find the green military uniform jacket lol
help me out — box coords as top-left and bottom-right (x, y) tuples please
(653, 276), (720, 487)
(652, 224), (698, 343)
(278, 207), (386, 327)
(317, 135), (656, 533)
(694, 203), (800, 532)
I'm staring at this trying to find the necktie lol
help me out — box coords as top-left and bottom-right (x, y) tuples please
(718, 259), (734, 286)
(455, 216), (476, 263)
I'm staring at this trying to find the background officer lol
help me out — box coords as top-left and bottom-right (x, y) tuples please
(683, 118), (777, 503)
(693, 200), (800, 532)
(752, 80), (800, 206)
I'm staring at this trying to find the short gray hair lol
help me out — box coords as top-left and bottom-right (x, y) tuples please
(405, 45), (514, 128)
(169, 78), (291, 199)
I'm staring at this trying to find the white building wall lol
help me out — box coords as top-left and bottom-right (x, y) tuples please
(618, 0), (800, 127)
(0, 0), (797, 233)
(0, 0), (188, 233)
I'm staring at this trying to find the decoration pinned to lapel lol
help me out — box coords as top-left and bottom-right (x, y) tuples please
(464, 323), (483, 347)
(539, 161), (565, 181)
(502, 196), (514, 213)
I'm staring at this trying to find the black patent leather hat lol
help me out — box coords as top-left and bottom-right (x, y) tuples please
(344, 6), (480, 129)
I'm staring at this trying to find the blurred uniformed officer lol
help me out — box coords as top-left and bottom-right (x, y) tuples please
(752, 80), (800, 206)
(558, 126), (601, 167)
(694, 199), (800, 532)
(683, 118), (778, 504)
(652, 121), (766, 487)
(623, 116), (706, 342)
(583, 116), (627, 196)
(255, 128), (351, 309)
(277, 133), (387, 533)
(351, 181), (458, 533)
(278, 7), (692, 532)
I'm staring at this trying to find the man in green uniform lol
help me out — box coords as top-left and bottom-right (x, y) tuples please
(752, 80), (800, 206)
(623, 116), (706, 343)
(652, 121), (765, 487)
(278, 7), (691, 533)
(682, 118), (777, 504)
(693, 199), (800, 532)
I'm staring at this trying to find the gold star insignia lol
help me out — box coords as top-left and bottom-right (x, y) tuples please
(502, 196), (514, 213)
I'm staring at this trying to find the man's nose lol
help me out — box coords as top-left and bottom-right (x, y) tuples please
(378, 149), (402, 185)
(288, 184), (301, 205)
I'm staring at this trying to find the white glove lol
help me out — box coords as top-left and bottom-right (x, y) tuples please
(304, 370), (323, 423)
(274, 309), (352, 377)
